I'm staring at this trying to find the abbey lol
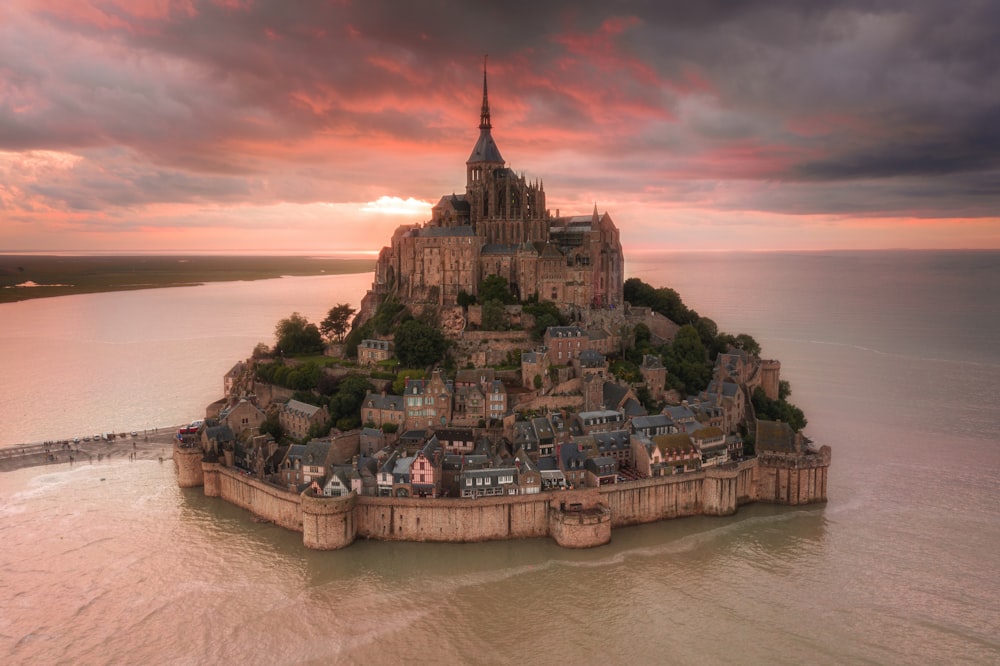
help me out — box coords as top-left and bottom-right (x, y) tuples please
(359, 66), (625, 322)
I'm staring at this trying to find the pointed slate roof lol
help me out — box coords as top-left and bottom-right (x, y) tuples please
(467, 59), (504, 165)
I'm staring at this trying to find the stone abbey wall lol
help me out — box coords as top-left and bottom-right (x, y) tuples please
(186, 448), (828, 550)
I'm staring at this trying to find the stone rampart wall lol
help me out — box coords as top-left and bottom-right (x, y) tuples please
(599, 474), (704, 526)
(214, 465), (303, 532)
(188, 453), (828, 549)
(352, 493), (557, 543)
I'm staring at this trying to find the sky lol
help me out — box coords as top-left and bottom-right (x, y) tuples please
(1, 0), (998, 253)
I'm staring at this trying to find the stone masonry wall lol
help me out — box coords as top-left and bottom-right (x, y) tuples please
(188, 452), (828, 549)
(213, 465), (303, 532)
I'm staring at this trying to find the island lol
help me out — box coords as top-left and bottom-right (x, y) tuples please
(174, 65), (830, 549)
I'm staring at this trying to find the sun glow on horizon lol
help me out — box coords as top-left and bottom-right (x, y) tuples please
(360, 196), (434, 215)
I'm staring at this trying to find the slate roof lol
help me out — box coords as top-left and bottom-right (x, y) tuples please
(434, 428), (476, 445)
(546, 326), (585, 338)
(559, 443), (588, 469)
(468, 128), (504, 164)
(481, 243), (519, 254)
(302, 439), (334, 467)
(631, 414), (671, 431)
(707, 380), (741, 398)
(536, 455), (560, 472)
(284, 444), (307, 465)
(434, 194), (470, 212)
(585, 456), (617, 475)
(363, 393), (404, 411)
(663, 405), (697, 423)
(204, 424), (235, 444)
(603, 382), (630, 409)
(392, 456), (415, 481)
(592, 430), (631, 453)
(622, 398), (647, 417)
(284, 399), (322, 418)
(578, 350), (606, 367)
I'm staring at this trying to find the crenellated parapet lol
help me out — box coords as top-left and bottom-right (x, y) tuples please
(756, 446), (831, 505)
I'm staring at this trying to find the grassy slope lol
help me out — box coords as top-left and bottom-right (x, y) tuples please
(0, 255), (376, 304)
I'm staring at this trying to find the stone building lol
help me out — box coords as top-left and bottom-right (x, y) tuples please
(280, 399), (328, 441)
(357, 339), (393, 367)
(359, 64), (624, 324)
(403, 370), (453, 430)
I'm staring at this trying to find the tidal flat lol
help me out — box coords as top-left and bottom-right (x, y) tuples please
(0, 254), (376, 303)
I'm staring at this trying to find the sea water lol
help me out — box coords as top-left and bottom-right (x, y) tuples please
(1, 251), (998, 664)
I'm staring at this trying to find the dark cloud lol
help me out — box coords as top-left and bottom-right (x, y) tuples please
(1, 0), (997, 236)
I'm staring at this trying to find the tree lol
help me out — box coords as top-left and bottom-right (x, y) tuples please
(694, 317), (718, 348)
(328, 373), (374, 430)
(481, 299), (506, 330)
(392, 368), (426, 394)
(478, 274), (517, 305)
(624, 278), (696, 325)
(343, 297), (409, 357)
(274, 312), (324, 356)
(394, 319), (447, 368)
(320, 303), (356, 342)
(523, 300), (567, 340)
(259, 413), (283, 440)
(778, 380), (792, 401)
(456, 290), (476, 307)
(735, 333), (762, 356)
(663, 324), (711, 393)
(752, 387), (808, 432)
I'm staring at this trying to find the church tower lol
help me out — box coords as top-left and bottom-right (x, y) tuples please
(466, 58), (505, 192)
(465, 58), (548, 245)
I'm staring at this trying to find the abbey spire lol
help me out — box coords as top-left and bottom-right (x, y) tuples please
(467, 56), (504, 175)
(479, 55), (492, 130)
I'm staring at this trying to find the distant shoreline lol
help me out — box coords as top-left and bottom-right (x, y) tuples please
(0, 255), (376, 304)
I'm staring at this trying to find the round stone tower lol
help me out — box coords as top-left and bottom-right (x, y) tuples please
(173, 444), (205, 488)
(301, 490), (358, 550)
